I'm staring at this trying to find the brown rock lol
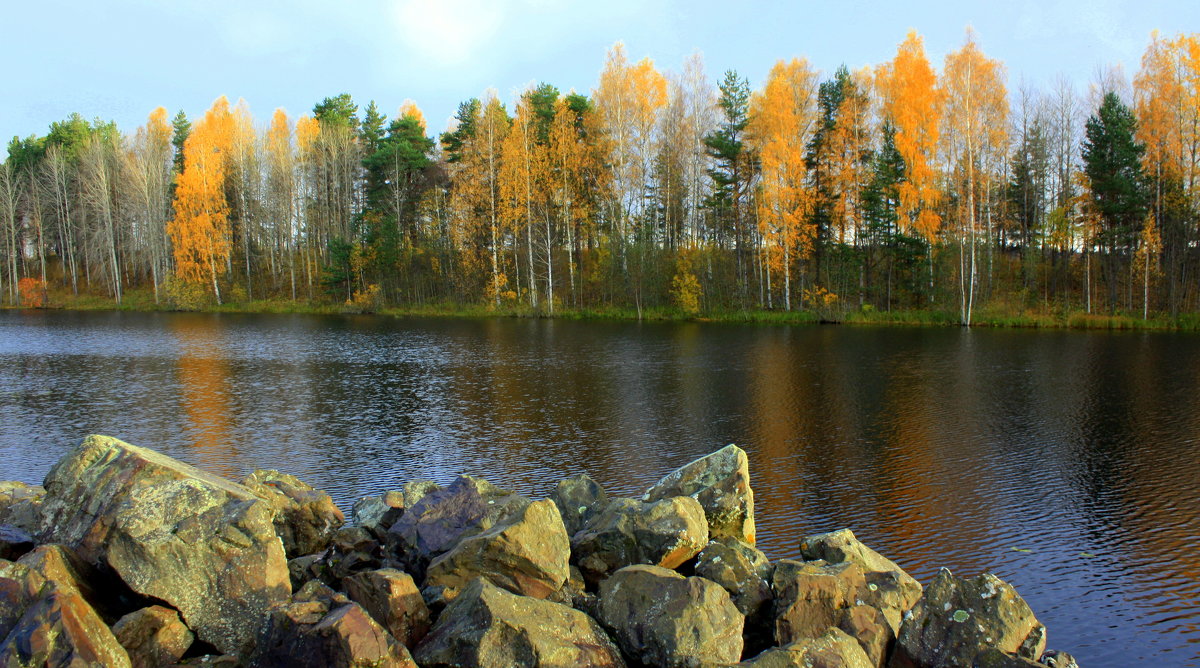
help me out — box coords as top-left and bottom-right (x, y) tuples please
(423, 498), (570, 604)
(838, 603), (893, 667)
(800, 529), (922, 634)
(241, 469), (345, 558)
(571, 496), (709, 585)
(974, 648), (1047, 668)
(741, 627), (875, 668)
(772, 559), (866, 645)
(890, 569), (1047, 668)
(549, 473), (608, 537)
(0, 585), (132, 668)
(37, 434), (290, 656)
(597, 564), (744, 667)
(113, 605), (194, 668)
(341, 568), (431, 649)
(18, 543), (145, 624)
(0, 559), (45, 642)
(414, 578), (625, 668)
(643, 443), (756, 544)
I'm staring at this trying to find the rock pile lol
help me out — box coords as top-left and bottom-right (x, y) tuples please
(0, 436), (1079, 667)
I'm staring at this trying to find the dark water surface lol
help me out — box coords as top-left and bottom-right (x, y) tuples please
(1, 310), (1198, 666)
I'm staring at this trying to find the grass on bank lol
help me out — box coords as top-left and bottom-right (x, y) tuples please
(8, 285), (1200, 331)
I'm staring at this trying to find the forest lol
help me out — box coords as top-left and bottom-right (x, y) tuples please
(2, 30), (1198, 325)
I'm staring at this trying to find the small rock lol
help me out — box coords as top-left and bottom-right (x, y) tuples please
(351, 490), (405, 538)
(424, 498), (570, 604)
(1040, 649), (1081, 667)
(974, 647), (1047, 667)
(342, 568), (431, 649)
(402, 480), (441, 508)
(549, 473), (608, 536)
(740, 627), (874, 667)
(695, 538), (773, 617)
(0, 481), (45, 534)
(643, 443), (756, 544)
(772, 559), (865, 645)
(414, 578), (626, 668)
(250, 580), (416, 667)
(0, 585), (132, 667)
(288, 553), (329, 590)
(571, 496), (709, 585)
(597, 564), (744, 667)
(387, 475), (530, 575)
(113, 605), (194, 668)
(0, 524), (35, 560)
(890, 569), (1047, 668)
(241, 469), (345, 558)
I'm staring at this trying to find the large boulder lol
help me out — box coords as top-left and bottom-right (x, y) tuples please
(772, 559), (866, 645)
(250, 581), (416, 668)
(800, 529), (922, 633)
(597, 564), (744, 667)
(112, 605), (194, 668)
(37, 434), (290, 656)
(643, 443), (756, 544)
(549, 473), (608, 537)
(741, 627), (875, 668)
(341, 568), (431, 649)
(351, 490), (405, 538)
(695, 538), (773, 618)
(387, 475), (530, 574)
(424, 498), (570, 604)
(0, 481), (45, 534)
(890, 569), (1047, 668)
(414, 578), (626, 668)
(241, 469), (345, 558)
(571, 496), (709, 585)
(0, 559), (45, 641)
(0, 585), (132, 668)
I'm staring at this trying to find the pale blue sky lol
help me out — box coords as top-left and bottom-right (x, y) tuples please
(3, 0), (1197, 142)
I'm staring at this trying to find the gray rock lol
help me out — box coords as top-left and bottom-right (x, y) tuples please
(571, 496), (709, 585)
(414, 578), (626, 668)
(424, 498), (570, 604)
(772, 559), (865, 645)
(402, 480), (441, 508)
(112, 605), (194, 668)
(37, 434), (290, 656)
(387, 475), (530, 575)
(695, 538), (773, 617)
(740, 627), (875, 667)
(0, 524), (35, 561)
(241, 469), (345, 558)
(597, 564), (744, 667)
(351, 490), (405, 537)
(1040, 649), (1080, 668)
(0, 481), (45, 534)
(549, 473), (608, 537)
(644, 443), (756, 545)
(890, 569), (1047, 668)
(974, 648), (1047, 667)
(341, 568), (431, 649)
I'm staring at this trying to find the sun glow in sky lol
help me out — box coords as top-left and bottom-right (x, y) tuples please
(2, 0), (1197, 141)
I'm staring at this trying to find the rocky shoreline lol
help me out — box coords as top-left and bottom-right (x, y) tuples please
(0, 435), (1078, 667)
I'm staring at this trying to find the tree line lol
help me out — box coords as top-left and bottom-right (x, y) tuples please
(2, 30), (1198, 322)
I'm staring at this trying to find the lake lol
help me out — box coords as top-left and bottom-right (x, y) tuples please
(1, 309), (1197, 666)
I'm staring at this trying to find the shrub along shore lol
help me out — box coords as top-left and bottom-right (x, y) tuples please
(4, 286), (1199, 332)
(0, 436), (1081, 667)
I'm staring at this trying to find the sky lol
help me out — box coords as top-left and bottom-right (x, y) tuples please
(3, 0), (1198, 144)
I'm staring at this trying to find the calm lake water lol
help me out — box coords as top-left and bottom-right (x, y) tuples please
(1, 310), (1198, 666)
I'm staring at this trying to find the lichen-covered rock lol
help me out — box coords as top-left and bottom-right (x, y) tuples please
(403, 480), (441, 508)
(1040, 649), (1080, 667)
(741, 627), (875, 668)
(351, 490), (405, 538)
(695, 538), (773, 617)
(0, 559), (45, 642)
(424, 498), (570, 604)
(800, 529), (922, 634)
(597, 564), (744, 667)
(112, 605), (194, 668)
(838, 602), (893, 667)
(241, 469), (345, 558)
(250, 580), (416, 668)
(414, 578), (625, 668)
(341, 568), (431, 649)
(571, 496), (709, 585)
(37, 434), (290, 656)
(549, 473), (608, 537)
(18, 543), (146, 624)
(890, 569), (1047, 668)
(0, 585), (132, 668)
(0, 524), (35, 561)
(0, 481), (45, 534)
(643, 443), (755, 544)
(973, 648), (1048, 667)
(772, 559), (866, 645)
(387, 475), (530, 575)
